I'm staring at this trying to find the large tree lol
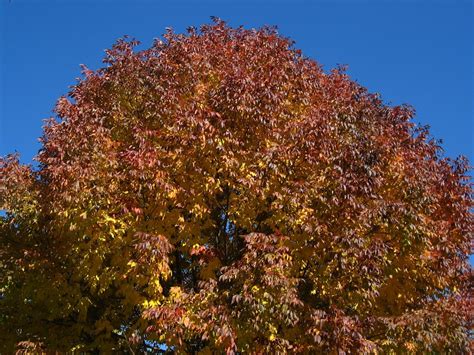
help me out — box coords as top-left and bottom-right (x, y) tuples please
(1, 19), (472, 353)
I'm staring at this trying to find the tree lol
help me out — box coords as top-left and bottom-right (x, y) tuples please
(0, 19), (472, 353)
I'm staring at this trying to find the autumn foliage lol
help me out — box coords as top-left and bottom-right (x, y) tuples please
(0, 19), (472, 353)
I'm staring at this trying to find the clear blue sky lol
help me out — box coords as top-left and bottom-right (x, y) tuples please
(1, 1), (472, 259)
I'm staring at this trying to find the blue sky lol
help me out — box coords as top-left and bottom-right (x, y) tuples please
(1, 0), (472, 163)
(1, 1), (472, 258)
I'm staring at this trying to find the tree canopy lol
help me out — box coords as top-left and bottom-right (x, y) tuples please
(0, 19), (472, 353)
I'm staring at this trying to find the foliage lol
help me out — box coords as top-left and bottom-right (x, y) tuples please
(0, 19), (472, 353)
